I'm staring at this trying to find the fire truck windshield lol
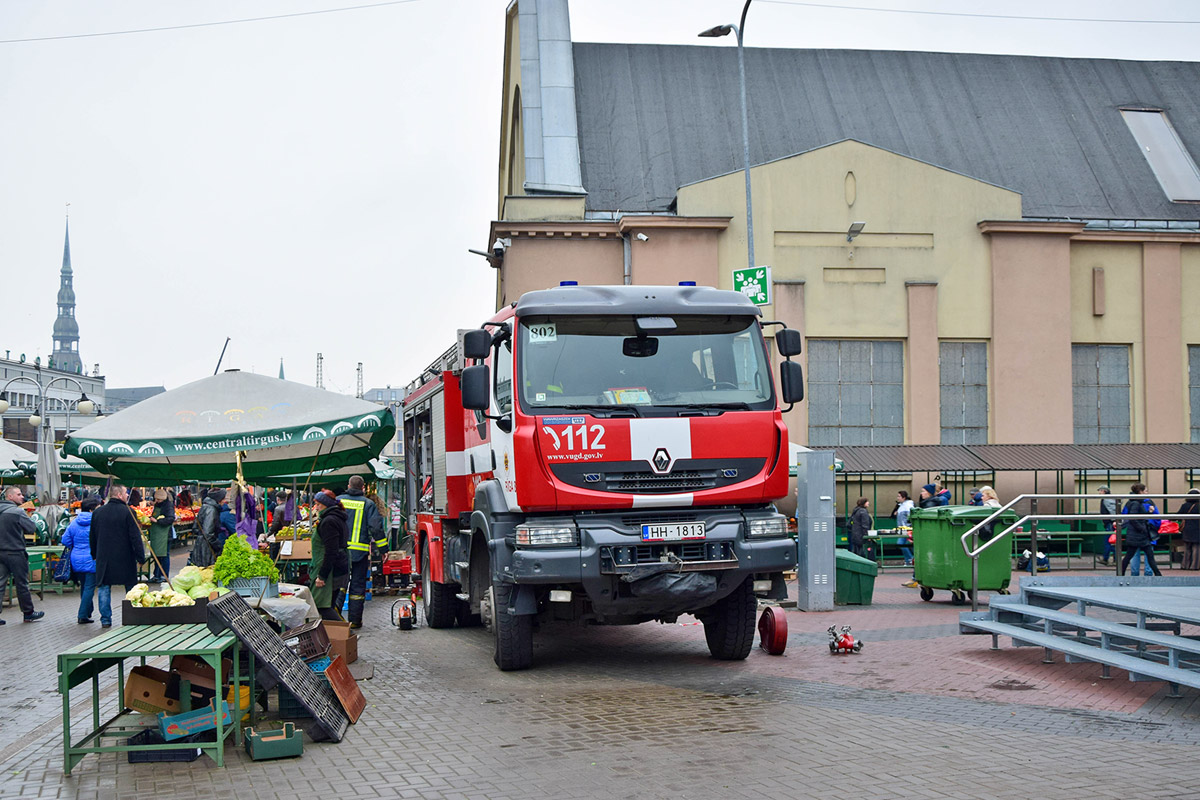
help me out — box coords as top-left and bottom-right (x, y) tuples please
(517, 315), (774, 414)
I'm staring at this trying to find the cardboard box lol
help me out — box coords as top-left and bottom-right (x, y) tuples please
(278, 539), (312, 560)
(125, 666), (184, 715)
(170, 655), (233, 699)
(321, 620), (358, 665)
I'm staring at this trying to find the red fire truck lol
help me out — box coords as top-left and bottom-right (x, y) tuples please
(403, 283), (803, 670)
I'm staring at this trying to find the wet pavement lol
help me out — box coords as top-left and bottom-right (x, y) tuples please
(3, 564), (1200, 799)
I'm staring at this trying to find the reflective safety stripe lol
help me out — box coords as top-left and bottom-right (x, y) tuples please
(343, 498), (369, 551)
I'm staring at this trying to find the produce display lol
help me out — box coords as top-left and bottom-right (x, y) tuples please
(273, 524), (311, 541)
(212, 535), (280, 585)
(127, 583), (195, 607)
(176, 507), (196, 524)
(171, 565), (228, 599)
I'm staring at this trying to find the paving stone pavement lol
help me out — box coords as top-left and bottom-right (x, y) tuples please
(2, 568), (1200, 799)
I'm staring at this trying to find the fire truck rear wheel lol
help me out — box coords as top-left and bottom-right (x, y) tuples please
(702, 577), (756, 661)
(421, 551), (457, 629)
(491, 582), (533, 671)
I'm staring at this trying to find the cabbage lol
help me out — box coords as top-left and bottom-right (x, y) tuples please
(172, 565), (204, 592)
(187, 583), (217, 600)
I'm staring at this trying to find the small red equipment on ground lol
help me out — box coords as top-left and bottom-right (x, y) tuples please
(757, 606), (788, 655)
(827, 625), (863, 655)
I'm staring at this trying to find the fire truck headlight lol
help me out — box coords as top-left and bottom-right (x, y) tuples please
(515, 524), (579, 547)
(746, 517), (789, 539)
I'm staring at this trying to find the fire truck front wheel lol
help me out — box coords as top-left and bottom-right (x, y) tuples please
(490, 583), (534, 671)
(421, 552), (458, 629)
(701, 577), (756, 661)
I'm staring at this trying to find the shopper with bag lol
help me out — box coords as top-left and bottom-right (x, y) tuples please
(1120, 483), (1162, 577)
(61, 497), (101, 623)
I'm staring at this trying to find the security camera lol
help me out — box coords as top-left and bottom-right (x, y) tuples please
(635, 232), (649, 242)
(492, 237), (511, 258)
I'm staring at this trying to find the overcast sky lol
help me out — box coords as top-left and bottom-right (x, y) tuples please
(2, 0), (1197, 399)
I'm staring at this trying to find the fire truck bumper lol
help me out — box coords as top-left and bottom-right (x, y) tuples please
(504, 509), (794, 615)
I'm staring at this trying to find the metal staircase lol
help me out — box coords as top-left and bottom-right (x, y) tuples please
(959, 575), (1200, 697)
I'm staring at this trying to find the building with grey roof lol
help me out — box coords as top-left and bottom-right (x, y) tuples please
(483, 0), (1200, 509)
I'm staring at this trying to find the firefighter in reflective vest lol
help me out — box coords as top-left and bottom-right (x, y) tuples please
(337, 475), (386, 628)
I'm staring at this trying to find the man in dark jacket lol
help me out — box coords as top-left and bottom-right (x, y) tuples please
(0, 486), (44, 623)
(338, 476), (386, 628)
(188, 490), (225, 567)
(92, 485), (146, 627)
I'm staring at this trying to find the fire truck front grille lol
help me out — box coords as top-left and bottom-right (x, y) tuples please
(599, 541), (737, 574)
(607, 470), (719, 493)
(550, 458), (764, 495)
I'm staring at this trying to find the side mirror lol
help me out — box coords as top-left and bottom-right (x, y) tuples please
(463, 329), (492, 361)
(461, 365), (490, 410)
(775, 328), (802, 358)
(779, 360), (804, 405)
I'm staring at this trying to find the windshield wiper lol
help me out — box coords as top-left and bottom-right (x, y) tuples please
(543, 403), (643, 418)
(665, 402), (752, 415)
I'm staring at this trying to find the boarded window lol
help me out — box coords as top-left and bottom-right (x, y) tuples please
(1191, 346), (1200, 444)
(940, 342), (988, 445)
(1072, 344), (1130, 444)
(808, 340), (903, 446)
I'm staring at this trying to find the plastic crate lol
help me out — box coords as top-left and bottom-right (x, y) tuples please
(224, 577), (279, 599)
(243, 723), (303, 761)
(277, 682), (326, 720)
(280, 620), (331, 661)
(306, 655), (332, 673)
(125, 727), (214, 763)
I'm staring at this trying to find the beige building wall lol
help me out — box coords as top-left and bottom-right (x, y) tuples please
(677, 140), (1021, 446)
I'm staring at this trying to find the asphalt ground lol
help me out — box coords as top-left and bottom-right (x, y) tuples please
(3, 561), (1200, 800)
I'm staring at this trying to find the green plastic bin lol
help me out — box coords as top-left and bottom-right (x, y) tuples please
(911, 506), (1016, 604)
(835, 549), (878, 605)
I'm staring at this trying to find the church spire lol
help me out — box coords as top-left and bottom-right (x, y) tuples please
(52, 215), (82, 374)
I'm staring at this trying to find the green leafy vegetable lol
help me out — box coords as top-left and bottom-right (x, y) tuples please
(212, 535), (280, 585)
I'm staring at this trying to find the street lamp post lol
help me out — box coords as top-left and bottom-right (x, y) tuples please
(700, 0), (755, 270)
(0, 368), (94, 501)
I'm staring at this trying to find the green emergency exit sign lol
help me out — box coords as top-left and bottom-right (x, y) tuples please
(732, 266), (772, 306)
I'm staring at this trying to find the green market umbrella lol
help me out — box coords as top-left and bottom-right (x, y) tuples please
(14, 448), (108, 486)
(64, 371), (395, 483)
(0, 437), (35, 484)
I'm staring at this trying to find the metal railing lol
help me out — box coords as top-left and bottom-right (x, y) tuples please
(957, 493), (1200, 611)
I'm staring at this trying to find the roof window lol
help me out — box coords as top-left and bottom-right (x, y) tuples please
(1121, 109), (1200, 202)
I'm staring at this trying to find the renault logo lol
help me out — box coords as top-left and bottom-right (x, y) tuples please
(652, 448), (671, 473)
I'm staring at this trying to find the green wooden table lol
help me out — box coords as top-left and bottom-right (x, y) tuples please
(3, 545), (64, 606)
(57, 623), (250, 775)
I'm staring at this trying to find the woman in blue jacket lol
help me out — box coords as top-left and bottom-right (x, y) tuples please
(61, 497), (102, 623)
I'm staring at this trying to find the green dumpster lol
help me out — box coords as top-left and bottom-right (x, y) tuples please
(835, 549), (878, 605)
(911, 506), (1016, 604)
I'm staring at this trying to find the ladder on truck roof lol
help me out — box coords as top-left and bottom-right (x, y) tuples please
(405, 342), (462, 396)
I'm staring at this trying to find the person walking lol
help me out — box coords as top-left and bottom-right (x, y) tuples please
(310, 490), (350, 621)
(91, 485), (146, 627)
(147, 489), (175, 583)
(61, 497), (101, 623)
(849, 497), (871, 558)
(919, 484), (939, 509)
(1097, 486), (1119, 566)
(188, 489), (225, 568)
(1120, 483), (1162, 577)
(0, 486), (44, 623)
(1178, 488), (1200, 570)
(338, 476), (386, 629)
(895, 490), (915, 566)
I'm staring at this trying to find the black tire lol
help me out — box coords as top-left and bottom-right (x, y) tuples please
(919, 586), (934, 602)
(950, 589), (966, 606)
(421, 548), (457, 629)
(491, 582), (533, 671)
(702, 577), (756, 660)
